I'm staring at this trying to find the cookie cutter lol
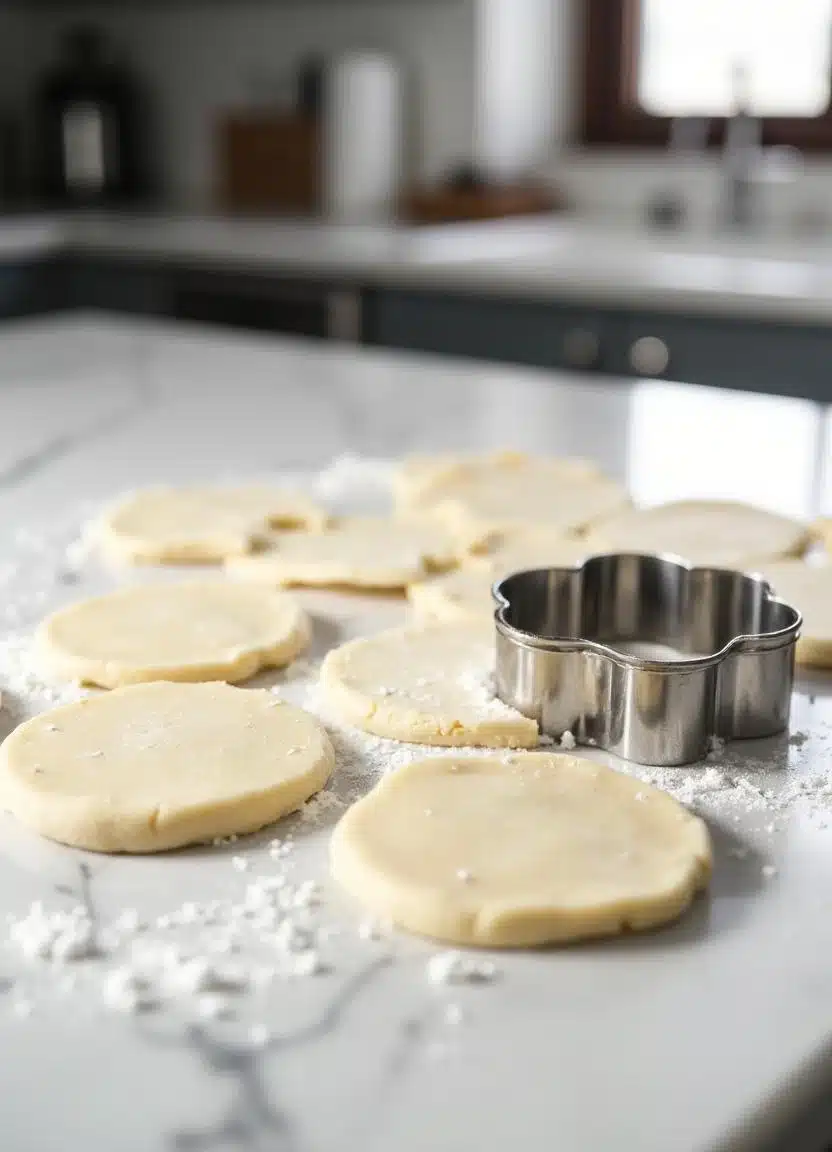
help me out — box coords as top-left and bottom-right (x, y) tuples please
(493, 553), (801, 767)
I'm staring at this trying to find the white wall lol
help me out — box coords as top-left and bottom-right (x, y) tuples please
(27, 0), (477, 206)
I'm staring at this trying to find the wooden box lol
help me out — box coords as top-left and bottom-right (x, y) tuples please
(217, 113), (320, 214)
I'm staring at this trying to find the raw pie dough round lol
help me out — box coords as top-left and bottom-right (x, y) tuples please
(393, 451), (601, 515)
(320, 623), (538, 747)
(95, 485), (327, 564)
(36, 580), (310, 688)
(813, 518), (832, 555)
(585, 500), (808, 570)
(331, 752), (712, 947)
(466, 524), (592, 567)
(0, 682), (334, 853)
(409, 532), (589, 624)
(421, 457), (628, 547)
(228, 518), (455, 590)
(760, 560), (832, 667)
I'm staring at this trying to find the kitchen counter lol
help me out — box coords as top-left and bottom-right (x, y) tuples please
(2, 315), (832, 1152)
(5, 211), (832, 324)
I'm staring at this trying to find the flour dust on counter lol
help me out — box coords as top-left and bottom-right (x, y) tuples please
(1, 443), (832, 1152)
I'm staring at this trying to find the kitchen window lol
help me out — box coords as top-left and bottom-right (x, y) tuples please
(583, 0), (832, 148)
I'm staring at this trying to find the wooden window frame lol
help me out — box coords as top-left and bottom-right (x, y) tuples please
(582, 0), (832, 150)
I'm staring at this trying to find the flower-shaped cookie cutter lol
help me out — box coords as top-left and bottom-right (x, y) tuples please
(493, 553), (801, 766)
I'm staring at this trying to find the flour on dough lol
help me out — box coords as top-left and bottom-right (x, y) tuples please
(0, 682), (334, 853)
(228, 517), (455, 590)
(331, 752), (712, 947)
(320, 623), (538, 747)
(95, 485), (328, 564)
(585, 500), (808, 570)
(37, 580), (310, 688)
(760, 560), (832, 667)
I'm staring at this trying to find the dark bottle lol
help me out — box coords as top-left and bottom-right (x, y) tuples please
(35, 25), (147, 207)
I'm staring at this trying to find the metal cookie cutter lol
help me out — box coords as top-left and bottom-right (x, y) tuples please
(493, 553), (802, 767)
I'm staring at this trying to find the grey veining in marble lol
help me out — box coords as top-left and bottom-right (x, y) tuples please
(0, 316), (832, 1152)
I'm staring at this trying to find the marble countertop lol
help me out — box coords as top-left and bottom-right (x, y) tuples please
(6, 212), (832, 323)
(2, 315), (832, 1152)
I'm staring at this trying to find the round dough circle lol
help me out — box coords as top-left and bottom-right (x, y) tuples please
(393, 452), (601, 515)
(228, 518), (454, 590)
(467, 525), (591, 567)
(813, 517), (832, 555)
(760, 561), (832, 667)
(586, 500), (808, 570)
(36, 580), (310, 688)
(0, 682), (334, 853)
(320, 623), (538, 747)
(331, 752), (712, 947)
(410, 533), (589, 624)
(96, 486), (327, 564)
(408, 569), (501, 624)
(425, 458), (629, 547)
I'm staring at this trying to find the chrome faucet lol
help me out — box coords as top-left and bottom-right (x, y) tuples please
(721, 63), (762, 230)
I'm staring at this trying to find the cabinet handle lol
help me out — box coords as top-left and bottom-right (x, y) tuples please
(629, 336), (670, 377)
(563, 328), (601, 369)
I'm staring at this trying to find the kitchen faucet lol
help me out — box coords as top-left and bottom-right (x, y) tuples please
(721, 62), (762, 230)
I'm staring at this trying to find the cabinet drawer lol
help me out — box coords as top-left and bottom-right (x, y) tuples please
(366, 290), (626, 374)
(622, 314), (832, 403)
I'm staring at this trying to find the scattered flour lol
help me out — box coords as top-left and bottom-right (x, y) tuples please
(426, 951), (498, 986)
(2, 466), (832, 1031)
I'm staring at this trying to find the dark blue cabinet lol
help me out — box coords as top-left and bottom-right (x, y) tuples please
(365, 288), (832, 404)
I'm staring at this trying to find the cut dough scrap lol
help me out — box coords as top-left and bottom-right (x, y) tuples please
(331, 752), (712, 947)
(0, 682), (334, 853)
(36, 580), (310, 689)
(228, 518), (456, 590)
(320, 623), (538, 747)
(584, 500), (809, 570)
(394, 451), (602, 515)
(759, 560), (832, 667)
(95, 486), (328, 564)
(420, 457), (629, 548)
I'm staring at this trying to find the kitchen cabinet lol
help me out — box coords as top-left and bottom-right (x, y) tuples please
(363, 288), (630, 375)
(364, 288), (832, 404)
(0, 259), (68, 319)
(1, 248), (832, 402)
(53, 257), (349, 339)
(63, 257), (169, 316)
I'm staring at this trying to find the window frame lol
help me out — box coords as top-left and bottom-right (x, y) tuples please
(581, 0), (832, 149)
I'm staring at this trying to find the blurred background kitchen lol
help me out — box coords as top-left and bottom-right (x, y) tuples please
(1, 0), (832, 403)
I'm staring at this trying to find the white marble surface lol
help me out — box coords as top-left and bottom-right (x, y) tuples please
(6, 211), (832, 323)
(1, 315), (832, 1152)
